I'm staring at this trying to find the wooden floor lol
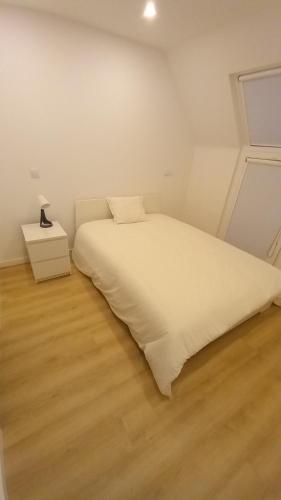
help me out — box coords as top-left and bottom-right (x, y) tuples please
(0, 263), (281, 500)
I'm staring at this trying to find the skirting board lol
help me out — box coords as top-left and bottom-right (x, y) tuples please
(0, 430), (8, 500)
(0, 256), (28, 269)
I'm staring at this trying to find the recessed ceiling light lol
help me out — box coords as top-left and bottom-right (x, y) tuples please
(143, 1), (157, 19)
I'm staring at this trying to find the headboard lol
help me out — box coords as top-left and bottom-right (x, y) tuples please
(75, 194), (160, 229)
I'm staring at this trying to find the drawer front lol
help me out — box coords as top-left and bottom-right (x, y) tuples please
(27, 238), (68, 263)
(32, 256), (71, 281)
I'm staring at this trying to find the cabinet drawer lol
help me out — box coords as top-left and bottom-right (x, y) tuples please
(32, 256), (71, 281)
(27, 238), (68, 263)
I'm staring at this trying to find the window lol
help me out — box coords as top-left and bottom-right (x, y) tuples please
(218, 66), (281, 270)
(239, 67), (281, 147)
(225, 157), (281, 261)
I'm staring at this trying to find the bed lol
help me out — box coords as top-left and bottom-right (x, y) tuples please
(72, 196), (281, 396)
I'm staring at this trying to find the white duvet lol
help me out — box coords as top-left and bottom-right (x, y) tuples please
(73, 214), (281, 396)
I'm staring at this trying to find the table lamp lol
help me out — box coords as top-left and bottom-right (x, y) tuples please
(38, 195), (53, 228)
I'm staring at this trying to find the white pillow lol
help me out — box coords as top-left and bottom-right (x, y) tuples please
(107, 196), (146, 224)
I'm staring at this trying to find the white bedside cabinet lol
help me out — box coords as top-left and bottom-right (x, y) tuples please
(21, 221), (71, 282)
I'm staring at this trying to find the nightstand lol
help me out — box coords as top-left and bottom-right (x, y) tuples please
(21, 221), (71, 282)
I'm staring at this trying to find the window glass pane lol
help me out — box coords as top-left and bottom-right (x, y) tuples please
(242, 72), (281, 146)
(226, 161), (281, 259)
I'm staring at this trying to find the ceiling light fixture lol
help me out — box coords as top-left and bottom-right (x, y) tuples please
(143, 1), (157, 19)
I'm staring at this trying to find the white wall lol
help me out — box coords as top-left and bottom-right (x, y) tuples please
(183, 147), (239, 235)
(0, 6), (191, 265)
(168, 3), (281, 235)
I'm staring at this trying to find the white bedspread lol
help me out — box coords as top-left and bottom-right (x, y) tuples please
(73, 214), (281, 396)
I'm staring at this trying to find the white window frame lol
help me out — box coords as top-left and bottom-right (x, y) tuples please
(218, 64), (281, 241)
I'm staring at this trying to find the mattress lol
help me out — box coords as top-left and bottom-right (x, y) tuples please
(72, 214), (281, 396)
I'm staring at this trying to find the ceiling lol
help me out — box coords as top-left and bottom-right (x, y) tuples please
(0, 0), (275, 50)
